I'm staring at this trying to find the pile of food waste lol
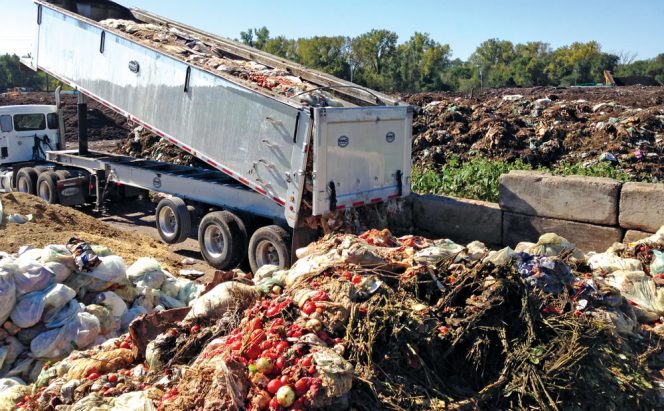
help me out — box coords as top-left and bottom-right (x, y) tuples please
(2, 209), (664, 409)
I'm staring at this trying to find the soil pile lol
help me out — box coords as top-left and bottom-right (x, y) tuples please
(0, 192), (177, 270)
(405, 86), (664, 181)
(0, 92), (129, 142)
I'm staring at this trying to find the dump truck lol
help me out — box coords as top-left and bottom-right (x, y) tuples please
(2, 0), (413, 272)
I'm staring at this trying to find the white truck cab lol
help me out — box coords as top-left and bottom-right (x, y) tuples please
(0, 105), (62, 165)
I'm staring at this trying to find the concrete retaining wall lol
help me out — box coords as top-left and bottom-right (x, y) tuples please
(405, 171), (662, 252)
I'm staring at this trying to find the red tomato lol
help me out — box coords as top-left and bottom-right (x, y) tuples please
(87, 373), (100, 381)
(301, 356), (312, 367)
(302, 301), (316, 315)
(190, 325), (201, 333)
(269, 397), (279, 410)
(294, 378), (311, 395)
(267, 378), (284, 394)
(108, 374), (118, 383)
(275, 341), (289, 353)
(351, 274), (362, 285)
(119, 341), (131, 349)
(275, 356), (286, 371)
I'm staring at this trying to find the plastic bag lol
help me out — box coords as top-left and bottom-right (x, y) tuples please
(517, 254), (574, 295)
(0, 336), (25, 372)
(112, 391), (156, 411)
(126, 257), (165, 289)
(0, 267), (16, 324)
(177, 280), (204, 305)
(605, 270), (664, 314)
(91, 244), (114, 257)
(11, 290), (47, 328)
(31, 312), (101, 359)
(588, 251), (642, 273)
(415, 239), (465, 265)
(483, 247), (516, 266)
(132, 287), (157, 312)
(40, 245), (76, 269)
(14, 262), (53, 297)
(86, 304), (117, 335)
(84, 255), (127, 284)
(311, 347), (354, 407)
(44, 300), (84, 329)
(185, 282), (257, 321)
(525, 233), (585, 259)
(651, 250), (664, 276)
(44, 283), (77, 310)
(43, 261), (72, 283)
(94, 291), (128, 319)
(156, 290), (186, 309)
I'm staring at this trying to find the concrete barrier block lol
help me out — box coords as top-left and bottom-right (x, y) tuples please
(623, 229), (654, 244)
(412, 194), (502, 246)
(503, 212), (623, 252)
(619, 183), (664, 233)
(499, 171), (621, 225)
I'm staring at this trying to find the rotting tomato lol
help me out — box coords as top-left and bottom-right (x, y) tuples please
(302, 300), (316, 315)
(351, 274), (362, 285)
(267, 378), (284, 394)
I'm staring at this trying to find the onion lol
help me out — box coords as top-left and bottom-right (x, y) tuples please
(255, 357), (274, 374)
(276, 385), (295, 407)
(306, 318), (323, 333)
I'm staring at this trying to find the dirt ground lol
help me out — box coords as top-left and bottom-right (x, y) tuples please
(0, 192), (211, 276)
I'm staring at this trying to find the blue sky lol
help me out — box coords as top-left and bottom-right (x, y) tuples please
(2, 0), (663, 61)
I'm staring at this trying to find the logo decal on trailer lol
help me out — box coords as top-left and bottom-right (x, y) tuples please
(338, 136), (349, 148)
(153, 176), (162, 188)
(128, 61), (140, 73)
(386, 132), (396, 143)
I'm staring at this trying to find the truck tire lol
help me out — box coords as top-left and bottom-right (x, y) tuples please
(15, 167), (39, 195)
(33, 165), (50, 174)
(55, 170), (72, 180)
(156, 197), (191, 244)
(198, 211), (247, 270)
(248, 225), (291, 273)
(36, 171), (61, 204)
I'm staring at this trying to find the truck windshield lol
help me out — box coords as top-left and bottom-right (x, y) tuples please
(14, 113), (46, 131)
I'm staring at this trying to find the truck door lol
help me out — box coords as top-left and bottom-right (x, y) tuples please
(311, 106), (413, 215)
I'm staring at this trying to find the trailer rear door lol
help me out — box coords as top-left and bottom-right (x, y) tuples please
(312, 106), (412, 215)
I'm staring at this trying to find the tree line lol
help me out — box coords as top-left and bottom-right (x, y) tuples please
(3, 30), (663, 94)
(240, 27), (664, 92)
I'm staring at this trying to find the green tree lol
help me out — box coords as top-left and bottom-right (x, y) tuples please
(239, 27), (271, 50)
(296, 36), (351, 79)
(394, 33), (451, 91)
(350, 29), (398, 90)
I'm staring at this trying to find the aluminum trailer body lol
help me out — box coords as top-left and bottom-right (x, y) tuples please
(26, 0), (413, 228)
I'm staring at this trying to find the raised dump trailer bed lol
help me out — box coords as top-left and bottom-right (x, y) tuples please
(20, 0), (413, 271)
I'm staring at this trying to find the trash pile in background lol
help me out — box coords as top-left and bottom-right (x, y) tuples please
(99, 19), (345, 108)
(407, 87), (664, 181)
(2, 224), (663, 410)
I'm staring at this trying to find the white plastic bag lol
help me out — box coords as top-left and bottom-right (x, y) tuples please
(112, 391), (156, 411)
(10, 290), (47, 328)
(94, 291), (128, 328)
(185, 282), (257, 321)
(43, 261), (72, 283)
(84, 255), (127, 284)
(44, 283), (77, 310)
(605, 270), (664, 314)
(14, 262), (53, 297)
(44, 300), (83, 329)
(126, 257), (165, 289)
(31, 312), (100, 359)
(0, 268), (16, 324)
(40, 245), (75, 269)
(588, 252), (642, 273)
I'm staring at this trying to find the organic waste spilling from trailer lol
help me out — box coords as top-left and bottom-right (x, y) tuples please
(1, 194), (664, 410)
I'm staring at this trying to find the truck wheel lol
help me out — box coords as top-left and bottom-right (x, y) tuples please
(248, 225), (291, 273)
(16, 167), (39, 195)
(36, 171), (61, 204)
(55, 170), (72, 180)
(156, 197), (191, 244)
(198, 211), (247, 270)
